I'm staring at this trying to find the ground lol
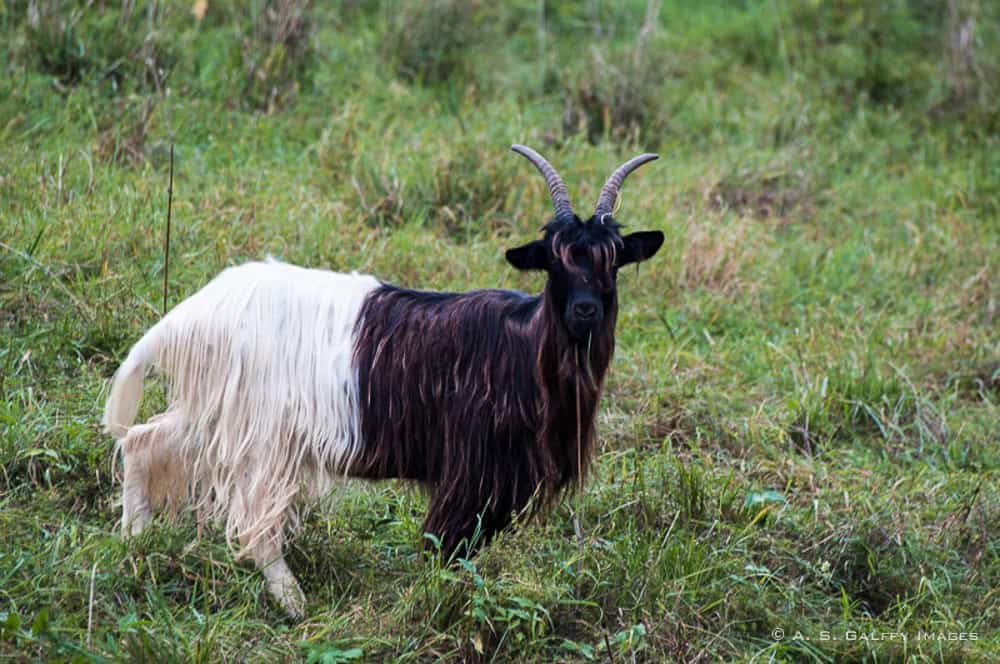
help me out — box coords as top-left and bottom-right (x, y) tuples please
(0, 1), (998, 662)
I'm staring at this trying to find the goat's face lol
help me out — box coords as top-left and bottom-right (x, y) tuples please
(507, 217), (663, 340)
(507, 144), (664, 341)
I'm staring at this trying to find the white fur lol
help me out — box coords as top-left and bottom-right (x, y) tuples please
(103, 259), (379, 616)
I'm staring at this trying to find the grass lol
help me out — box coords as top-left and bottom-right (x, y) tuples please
(1, 0), (998, 661)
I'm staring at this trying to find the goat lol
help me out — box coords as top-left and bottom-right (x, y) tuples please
(103, 145), (663, 617)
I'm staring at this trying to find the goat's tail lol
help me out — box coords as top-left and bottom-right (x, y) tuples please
(103, 330), (158, 439)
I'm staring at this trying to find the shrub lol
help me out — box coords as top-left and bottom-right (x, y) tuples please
(240, 0), (314, 111)
(561, 0), (673, 144)
(383, 0), (497, 85)
(23, 0), (174, 92)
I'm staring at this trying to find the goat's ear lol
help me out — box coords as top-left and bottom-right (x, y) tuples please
(505, 240), (549, 271)
(618, 231), (664, 266)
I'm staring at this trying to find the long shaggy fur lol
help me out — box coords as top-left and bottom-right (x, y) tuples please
(351, 269), (617, 556)
(103, 259), (379, 554)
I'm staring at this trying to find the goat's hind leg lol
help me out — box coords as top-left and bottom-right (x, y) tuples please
(246, 540), (305, 619)
(231, 485), (306, 619)
(119, 413), (187, 536)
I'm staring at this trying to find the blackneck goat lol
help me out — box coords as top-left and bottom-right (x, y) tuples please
(103, 144), (663, 617)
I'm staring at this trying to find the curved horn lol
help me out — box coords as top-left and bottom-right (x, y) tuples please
(511, 144), (575, 221)
(593, 153), (659, 220)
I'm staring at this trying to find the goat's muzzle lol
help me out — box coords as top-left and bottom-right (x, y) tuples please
(565, 297), (603, 340)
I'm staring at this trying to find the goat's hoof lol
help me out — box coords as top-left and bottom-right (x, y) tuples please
(122, 511), (151, 537)
(268, 580), (306, 620)
(278, 595), (305, 621)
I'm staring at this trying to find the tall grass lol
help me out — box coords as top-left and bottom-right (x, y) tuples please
(1, 0), (998, 661)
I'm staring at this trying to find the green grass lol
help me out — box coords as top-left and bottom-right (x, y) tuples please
(1, 1), (998, 661)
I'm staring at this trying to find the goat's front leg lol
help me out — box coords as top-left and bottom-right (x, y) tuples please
(422, 491), (510, 562)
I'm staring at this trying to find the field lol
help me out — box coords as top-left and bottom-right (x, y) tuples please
(1, 1), (998, 661)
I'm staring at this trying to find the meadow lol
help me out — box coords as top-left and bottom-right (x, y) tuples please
(1, 1), (998, 661)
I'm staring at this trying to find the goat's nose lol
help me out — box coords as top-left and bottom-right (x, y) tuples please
(573, 302), (598, 320)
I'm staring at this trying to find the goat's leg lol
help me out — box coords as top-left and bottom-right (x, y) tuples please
(119, 412), (189, 536)
(120, 434), (153, 536)
(244, 538), (305, 619)
(423, 492), (508, 561)
(231, 480), (305, 619)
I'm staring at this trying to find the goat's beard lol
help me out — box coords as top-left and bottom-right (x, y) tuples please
(566, 319), (602, 341)
(533, 286), (617, 491)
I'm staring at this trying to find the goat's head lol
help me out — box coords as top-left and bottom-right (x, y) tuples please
(507, 144), (664, 341)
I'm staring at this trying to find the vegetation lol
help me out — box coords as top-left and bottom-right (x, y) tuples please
(1, 0), (997, 661)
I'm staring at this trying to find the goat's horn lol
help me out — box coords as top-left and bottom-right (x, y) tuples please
(593, 153), (659, 220)
(511, 144), (575, 221)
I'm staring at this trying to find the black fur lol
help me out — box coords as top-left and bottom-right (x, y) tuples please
(348, 216), (661, 558)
